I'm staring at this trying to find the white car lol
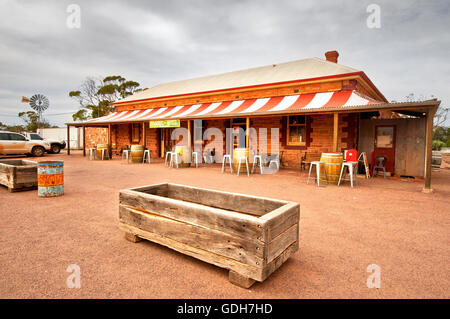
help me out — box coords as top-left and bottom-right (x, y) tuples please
(23, 132), (66, 154)
(0, 131), (50, 157)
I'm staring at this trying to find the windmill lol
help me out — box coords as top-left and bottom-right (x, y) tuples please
(28, 94), (49, 129)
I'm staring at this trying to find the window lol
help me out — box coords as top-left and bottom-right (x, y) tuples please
(30, 133), (43, 140)
(0, 133), (10, 140)
(194, 120), (203, 143)
(131, 123), (140, 143)
(286, 115), (306, 146)
(9, 133), (26, 141)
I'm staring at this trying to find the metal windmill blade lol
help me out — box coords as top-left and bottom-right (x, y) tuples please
(29, 94), (49, 113)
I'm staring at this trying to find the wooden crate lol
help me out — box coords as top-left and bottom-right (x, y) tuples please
(119, 183), (300, 288)
(0, 160), (38, 192)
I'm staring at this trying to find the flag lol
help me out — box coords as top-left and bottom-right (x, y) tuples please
(21, 96), (30, 103)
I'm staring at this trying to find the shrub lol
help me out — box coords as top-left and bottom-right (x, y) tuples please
(432, 140), (444, 150)
(445, 139), (450, 147)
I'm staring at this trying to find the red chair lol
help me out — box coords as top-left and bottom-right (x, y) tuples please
(345, 149), (358, 163)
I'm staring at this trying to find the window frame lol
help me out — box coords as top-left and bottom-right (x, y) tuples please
(286, 115), (307, 146)
(9, 133), (27, 141)
(131, 123), (140, 143)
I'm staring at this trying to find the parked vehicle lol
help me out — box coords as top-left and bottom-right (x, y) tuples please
(22, 132), (66, 154)
(0, 131), (50, 157)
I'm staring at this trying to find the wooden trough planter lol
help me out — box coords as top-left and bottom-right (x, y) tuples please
(0, 159), (38, 192)
(119, 183), (300, 288)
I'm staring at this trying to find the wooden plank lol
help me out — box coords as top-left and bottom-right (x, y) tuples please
(260, 202), (299, 242)
(119, 189), (265, 243)
(229, 270), (255, 289)
(261, 242), (298, 281)
(119, 205), (264, 267)
(266, 223), (298, 264)
(423, 108), (436, 192)
(333, 112), (339, 152)
(166, 183), (286, 216)
(119, 223), (264, 281)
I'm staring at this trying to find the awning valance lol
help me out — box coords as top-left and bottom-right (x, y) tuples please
(84, 90), (380, 124)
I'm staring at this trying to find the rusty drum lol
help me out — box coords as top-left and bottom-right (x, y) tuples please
(38, 161), (64, 197)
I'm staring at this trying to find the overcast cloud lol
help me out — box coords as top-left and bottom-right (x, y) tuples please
(0, 0), (449, 126)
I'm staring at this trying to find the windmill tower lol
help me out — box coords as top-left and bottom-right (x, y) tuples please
(28, 94), (49, 129)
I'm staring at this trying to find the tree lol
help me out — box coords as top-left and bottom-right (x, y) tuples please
(69, 76), (146, 121)
(18, 111), (52, 132)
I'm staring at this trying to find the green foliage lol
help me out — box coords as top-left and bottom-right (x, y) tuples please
(69, 75), (144, 121)
(433, 126), (450, 143)
(432, 140), (444, 151)
(0, 121), (25, 132)
(445, 139), (450, 147)
(18, 111), (52, 132)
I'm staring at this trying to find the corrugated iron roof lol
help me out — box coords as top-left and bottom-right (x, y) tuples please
(114, 58), (361, 104)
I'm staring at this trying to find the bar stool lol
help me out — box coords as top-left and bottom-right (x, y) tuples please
(122, 150), (130, 164)
(338, 162), (358, 188)
(237, 156), (250, 177)
(142, 150), (151, 164)
(101, 148), (110, 160)
(373, 156), (387, 178)
(165, 151), (174, 166)
(252, 154), (263, 174)
(192, 152), (200, 168)
(222, 154), (232, 173)
(89, 147), (96, 160)
(203, 150), (214, 164)
(170, 152), (180, 169)
(307, 161), (327, 186)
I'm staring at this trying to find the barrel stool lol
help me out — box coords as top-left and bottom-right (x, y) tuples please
(122, 150), (130, 164)
(222, 154), (232, 173)
(338, 162), (358, 188)
(252, 154), (263, 174)
(192, 152), (200, 168)
(237, 156), (250, 177)
(142, 150), (151, 164)
(165, 151), (174, 166)
(307, 161), (328, 187)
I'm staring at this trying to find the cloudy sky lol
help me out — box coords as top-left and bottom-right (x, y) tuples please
(0, 0), (449, 126)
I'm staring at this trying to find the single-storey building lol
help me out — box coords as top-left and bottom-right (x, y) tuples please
(67, 51), (440, 191)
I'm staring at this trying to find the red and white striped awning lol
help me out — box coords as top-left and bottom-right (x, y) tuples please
(85, 90), (381, 124)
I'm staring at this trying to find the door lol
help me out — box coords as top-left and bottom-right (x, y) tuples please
(8, 133), (28, 154)
(161, 128), (175, 157)
(374, 125), (396, 173)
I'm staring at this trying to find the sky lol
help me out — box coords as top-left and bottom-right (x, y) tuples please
(0, 0), (449, 127)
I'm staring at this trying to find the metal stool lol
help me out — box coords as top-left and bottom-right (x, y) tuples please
(307, 161), (327, 186)
(165, 151), (174, 166)
(222, 154), (232, 173)
(143, 150), (151, 164)
(192, 152), (200, 168)
(373, 156), (387, 178)
(268, 154), (280, 171)
(122, 150), (130, 164)
(89, 148), (96, 160)
(169, 152), (180, 168)
(252, 154), (263, 174)
(237, 156), (250, 177)
(338, 162), (358, 188)
(101, 148), (110, 160)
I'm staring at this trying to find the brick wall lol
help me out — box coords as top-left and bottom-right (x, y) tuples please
(85, 127), (108, 150)
(85, 114), (358, 166)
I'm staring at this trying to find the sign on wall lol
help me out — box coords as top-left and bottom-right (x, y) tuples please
(149, 120), (180, 128)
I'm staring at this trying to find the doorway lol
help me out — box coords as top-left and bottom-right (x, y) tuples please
(374, 125), (396, 173)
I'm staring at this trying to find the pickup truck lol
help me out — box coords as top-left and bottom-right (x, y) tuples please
(0, 131), (50, 157)
(22, 132), (66, 154)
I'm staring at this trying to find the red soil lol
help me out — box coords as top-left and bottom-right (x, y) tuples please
(0, 151), (448, 298)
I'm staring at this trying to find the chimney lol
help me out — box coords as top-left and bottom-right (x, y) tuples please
(325, 50), (339, 63)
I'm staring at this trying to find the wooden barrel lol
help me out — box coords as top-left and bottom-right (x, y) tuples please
(37, 161), (64, 197)
(432, 151), (442, 169)
(174, 145), (191, 168)
(233, 148), (250, 173)
(130, 145), (145, 163)
(96, 144), (110, 160)
(320, 153), (343, 185)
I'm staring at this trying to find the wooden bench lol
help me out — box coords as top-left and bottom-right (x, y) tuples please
(300, 152), (321, 170)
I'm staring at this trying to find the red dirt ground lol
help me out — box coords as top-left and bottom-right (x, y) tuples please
(0, 151), (449, 299)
